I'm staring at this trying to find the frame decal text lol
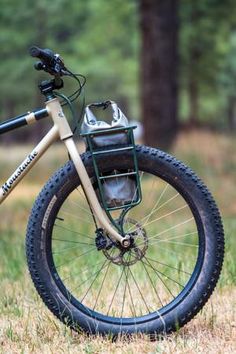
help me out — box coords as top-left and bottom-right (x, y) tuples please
(1, 151), (38, 195)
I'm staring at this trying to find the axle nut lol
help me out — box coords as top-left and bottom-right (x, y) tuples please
(122, 239), (130, 248)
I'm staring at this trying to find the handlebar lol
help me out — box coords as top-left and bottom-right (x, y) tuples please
(29, 45), (67, 76)
(28, 45), (86, 102)
(29, 46), (55, 65)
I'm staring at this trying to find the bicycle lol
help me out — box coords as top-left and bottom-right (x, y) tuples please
(0, 46), (224, 337)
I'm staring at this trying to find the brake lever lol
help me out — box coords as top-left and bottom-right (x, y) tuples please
(34, 53), (66, 76)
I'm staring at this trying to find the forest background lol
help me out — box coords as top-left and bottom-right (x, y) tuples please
(1, 0), (236, 146)
(0, 1), (235, 352)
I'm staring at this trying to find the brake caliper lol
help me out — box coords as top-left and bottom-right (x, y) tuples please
(95, 228), (113, 251)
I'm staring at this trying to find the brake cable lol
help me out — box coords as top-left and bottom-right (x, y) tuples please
(54, 68), (86, 132)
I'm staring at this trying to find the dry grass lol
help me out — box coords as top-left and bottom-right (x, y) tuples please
(0, 282), (235, 353)
(0, 129), (235, 353)
(173, 129), (236, 216)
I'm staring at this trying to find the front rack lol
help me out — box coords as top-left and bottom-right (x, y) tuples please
(81, 125), (142, 232)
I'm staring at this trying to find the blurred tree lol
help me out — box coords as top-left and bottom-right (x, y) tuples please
(70, 0), (139, 117)
(218, 31), (236, 130)
(0, 0), (91, 141)
(1, 0), (236, 144)
(140, 0), (179, 149)
(0, 0), (139, 143)
(179, 0), (236, 128)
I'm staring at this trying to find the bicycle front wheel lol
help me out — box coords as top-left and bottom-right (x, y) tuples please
(26, 146), (224, 335)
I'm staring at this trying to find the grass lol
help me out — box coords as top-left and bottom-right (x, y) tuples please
(0, 129), (235, 353)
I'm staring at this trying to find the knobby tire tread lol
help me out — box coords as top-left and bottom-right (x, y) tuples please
(26, 145), (224, 335)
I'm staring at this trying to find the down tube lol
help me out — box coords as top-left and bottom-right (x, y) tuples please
(0, 126), (59, 204)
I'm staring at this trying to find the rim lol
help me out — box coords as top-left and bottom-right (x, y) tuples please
(47, 166), (205, 326)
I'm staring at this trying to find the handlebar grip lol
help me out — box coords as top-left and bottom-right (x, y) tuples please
(29, 46), (55, 64)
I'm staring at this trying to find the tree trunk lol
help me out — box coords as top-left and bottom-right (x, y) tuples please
(30, 3), (49, 143)
(187, 4), (201, 126)
(228, 96), (236, 131)
(140, 0), (179, 149)
(188, 68), (199, 126)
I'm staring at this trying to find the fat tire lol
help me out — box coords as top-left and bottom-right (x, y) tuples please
(26, 146), (224, 335)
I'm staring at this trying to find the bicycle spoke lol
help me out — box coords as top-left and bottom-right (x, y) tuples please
(80, 260), (109, 302)
(132, 171), (144, 204)
(143, 256), (175, 299)
(140, 183), (169, 228)
(62, 258), (107, 283)
(69, 260), (109, 294)
(145, 176), (158, 211)
(113, 170), (119, 208)
(52, 242), (94, 254)
(159, 240), (198, 247)
(141, 217), (194, 245)
(68, 198), (95, 218)
(143, 256), (185, 289)
(128, 267), (151, 314)
(143, 204), (188, 229)
(76, 187), (88, 202)
(127, 182), (169, 232)
(149, 243), (193, 257)
(54, 224), (94, 240)
(120, 265), (128, 320)
(136, 258), (170, 323)
(125, 266), (137, 318)
(144, 256), (192, 276)
(60, 209), (95, 225)
(52, 237), (93, 246)
(147, 231), (198, 248)
(156, 231), (198, 243)
(56, 247), (97, 269)
(107, 266), (125, 316)
(140, 191), (180, 230)
(139, 256), (163, 307)
(92, 260), (112, 311)
(144, 192), (180, 223)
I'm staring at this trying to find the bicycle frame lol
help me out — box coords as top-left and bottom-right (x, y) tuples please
(0, 97), (128, 245)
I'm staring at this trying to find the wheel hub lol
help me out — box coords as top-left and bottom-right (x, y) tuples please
(102, 218), (148, 266)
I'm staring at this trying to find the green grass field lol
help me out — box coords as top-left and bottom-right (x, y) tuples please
(0, 130), (235, 353)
